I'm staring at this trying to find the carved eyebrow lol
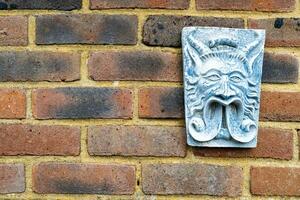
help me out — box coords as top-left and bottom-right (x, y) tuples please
(202, 69), (223, 77)
(230, 71), (247, 78)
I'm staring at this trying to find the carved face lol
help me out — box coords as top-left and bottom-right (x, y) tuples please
(183, 28), (265, 147)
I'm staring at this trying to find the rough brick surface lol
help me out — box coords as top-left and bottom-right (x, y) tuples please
(0, 0), (82, 10)
(0, 164), (25, 194)
(0, 51), (80, 82)
(0, 124), (80, 156)
(90, 0), (190, 9)
(36, 15), (138, 45)
(260, 91), (300, 121)
(32, 163), (135, 194)
(251, 167), (300, 196)
(0, 89), (26, 119)
(142, 164), (243, 197)
(262, 52), (299, 83)
(196, 0), (296, 12)
(143, 15), (244, 47)
(139, 87), (184, 118)
(193, 128), (293, 160)
(249, 18), (300, 47)
(32, 88), (133, 119)
(88, 126), (186, 157)
(0, 16), (27, 46)
(88, 51), (182, 82)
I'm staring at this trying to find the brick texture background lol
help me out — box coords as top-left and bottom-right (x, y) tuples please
(0, 0), (299, 199)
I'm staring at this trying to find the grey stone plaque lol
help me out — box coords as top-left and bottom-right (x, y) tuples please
(182, 27), (265, 148)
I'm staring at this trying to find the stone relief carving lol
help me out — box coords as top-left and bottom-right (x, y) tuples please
(182, 27), (265, 148)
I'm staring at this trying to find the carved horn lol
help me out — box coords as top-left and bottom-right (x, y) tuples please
(187, 31), (212, 56)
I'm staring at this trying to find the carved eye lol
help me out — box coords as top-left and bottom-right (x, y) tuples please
(230, 75), (242, 83)
(206, 74), (221, 81)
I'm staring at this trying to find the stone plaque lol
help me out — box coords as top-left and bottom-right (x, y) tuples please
(182, 27), (265, 148)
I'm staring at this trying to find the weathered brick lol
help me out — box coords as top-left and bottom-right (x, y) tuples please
(90, 0), (190, 9)
(88, 126), (186, 157)
(36, 15), (138, 45)
(143, 15), (244, 47)
(0, 51), (80, 82)
(0, 124), (80, 156)
(32, 163), (135, 194)
(0, 0), (82, 10)
(0, 164), (25, 194)
(249, 18), (300, 47)
(88, 51), (182, 82)
(142, 164), (243, 197)
(262, 52), (299, 83)
(139, 87), (184, 118)
(260, 91), (300, 121)
(0, 16), (27, 46)
(193, 128), (293, 160)
(0, 89), (26, 119)
(251, 167), (300, 196)
(196, 0), (296, 12)
(32, 88), (133, 119)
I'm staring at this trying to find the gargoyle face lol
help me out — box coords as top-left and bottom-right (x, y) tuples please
(183, 28), (265, 147)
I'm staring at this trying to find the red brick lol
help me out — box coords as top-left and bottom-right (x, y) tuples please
(0, 51), (80, 82)
(251, 167), (300, 196)
(260, 91), (300, 121)
(36, 15), (138, 45)
(88, 51), (182, 82)
(0, 164), (25, 194)
(196, 0), (296, 12)
(90, 0), (190, 9)
(193, 128), (293, 160)
(32, 163), (135, 194)
(0, 16), (27, 46)
(249, 18), (300, 47)
(139, 87), (184, 118)
(0, 0), (82, 10)
(142, 164), (243, 197)
(88, 126), (186, 157)
(32, 88), (133, 119)
(0, 89), (26, 119)
(0, 124), (80, 156)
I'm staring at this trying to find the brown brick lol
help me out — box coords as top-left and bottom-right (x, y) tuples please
(0, 16), (27, 46)
(0, 124), (80, 156)
(32, 88), (133, 119)
(36, 15), (138, 45)
(260, 91), (300, 121)
(0, 51), (80, 82)
(143, 15), (244, 47)
(196, 0), (296, 12)
(0, 164), (25, 194)
(142, 164), (243, 197)
(88, 51), (182, 82)
(193, 128), (293, 160)
(262, 52), (299, 83)
(249, 18), (300, 47)
(251, 167), (300, 196)
(139, 87), (184, 118)
(32, 163), (135, 194)
(88, 126), (186, 157)
(90, 0), (190, 9)
(0, 89), (26, 119)
(0, 0), (82, 10)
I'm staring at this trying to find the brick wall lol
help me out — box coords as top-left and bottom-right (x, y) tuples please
(0, 0), (299, 199)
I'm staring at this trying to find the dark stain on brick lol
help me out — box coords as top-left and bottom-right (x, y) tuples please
(0, 0), (82, 10)
(262, 53), (299, 83)
(97, 16), (138, 45)
(274, 18), (284, 29)
(117, 53), (163, 78)
(51, 88), (114, 119)
(53, 180), (114, 194)
(159, 89), (184, 116)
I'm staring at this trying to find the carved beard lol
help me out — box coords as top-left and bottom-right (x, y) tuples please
(186, 55), (258, 143)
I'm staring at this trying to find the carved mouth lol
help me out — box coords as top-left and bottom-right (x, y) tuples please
(203, 96), (244, 133)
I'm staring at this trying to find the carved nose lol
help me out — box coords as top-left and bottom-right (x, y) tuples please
(217, 80), (235, 99)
